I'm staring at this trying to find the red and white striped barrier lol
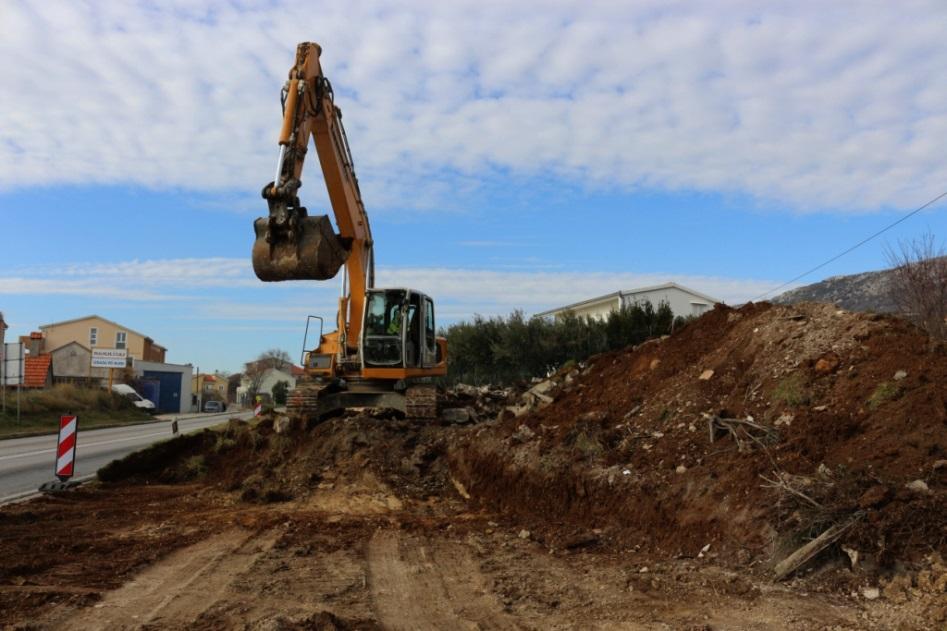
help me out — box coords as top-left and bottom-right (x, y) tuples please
(56, 415), (79, 481)
(254, 403), (263, 417)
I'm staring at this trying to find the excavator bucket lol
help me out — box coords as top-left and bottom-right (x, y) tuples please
(252, 214), (349, 281)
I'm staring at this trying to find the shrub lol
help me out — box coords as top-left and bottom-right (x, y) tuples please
(442, 300), (675, 385)
(773, 374), (810, 407)
(867, 382), (901, 410)
(14, 384), (138, 415)
(271, 380), (290, 406)
(885, 232), (947, 341)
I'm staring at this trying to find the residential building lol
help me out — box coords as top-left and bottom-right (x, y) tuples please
(236, 366), (301, 407)
(132, 359), (193, 414)
(193, 373), (228, 401)
(49, 342), (104, 385)
(534, 282), (721, 321)
(31, 316), (186, 400)
(2, 316), (190, 407)
(227, 373), (243, 405)
(39, 315), (167, 363)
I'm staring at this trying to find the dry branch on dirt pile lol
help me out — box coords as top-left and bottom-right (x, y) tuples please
(885, 232), (947, 341)
(773, 514), (864, 581)
(703, 413), (779, 453)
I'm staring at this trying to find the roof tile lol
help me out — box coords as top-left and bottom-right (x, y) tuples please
(24, 354), (52, 388)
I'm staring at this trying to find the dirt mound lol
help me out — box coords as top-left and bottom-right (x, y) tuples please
(451, 302), (947, 577)
(93, 303), (947, 585)
(100, 413), (458, 507)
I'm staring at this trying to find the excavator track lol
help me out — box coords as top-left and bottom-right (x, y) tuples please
(287, 379), (439, 421)
(405, 384), (438, 420)
(286, 380), (329, 421)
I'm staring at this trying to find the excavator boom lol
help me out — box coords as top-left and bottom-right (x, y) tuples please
(252, 42), (373, 348)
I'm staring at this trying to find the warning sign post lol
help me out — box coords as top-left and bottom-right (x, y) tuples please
(55, 415), (79, 481)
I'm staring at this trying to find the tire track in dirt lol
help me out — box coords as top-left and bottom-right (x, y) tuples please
(367, 529), (521, 630)
(65, 528), (277, 630)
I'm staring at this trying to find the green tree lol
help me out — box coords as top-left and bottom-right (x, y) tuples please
(271, 380), (290, 406)
(442, 300), (678, 385)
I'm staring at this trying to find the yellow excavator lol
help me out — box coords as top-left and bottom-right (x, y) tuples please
(252, 42), (447, 419)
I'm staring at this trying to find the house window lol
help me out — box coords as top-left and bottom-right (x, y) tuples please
(89, 327), (98, 346)
(116, 331), (127, 350)
(691, 303), (708, 316)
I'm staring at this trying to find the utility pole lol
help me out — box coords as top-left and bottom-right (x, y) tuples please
(1, 343), (5, 414)
(16, 347), (21, 424)
(0, 313), (5, 414)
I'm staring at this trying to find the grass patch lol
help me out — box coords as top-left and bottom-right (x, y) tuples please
(0, 384), (152, 437)
(559, 359), (578, 374)
(180, 455), (208, 480)
(98, 431), (214, 482)
(773, 374), (810, 407)
(572, 431), (604, 458)
(867, 382), (901, 410)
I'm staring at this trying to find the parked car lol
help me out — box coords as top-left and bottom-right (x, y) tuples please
(203, 400), (224, 413)
(111, 384), (156, 412)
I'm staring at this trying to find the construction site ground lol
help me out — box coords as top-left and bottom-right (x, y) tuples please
(1, 302), (945, 630)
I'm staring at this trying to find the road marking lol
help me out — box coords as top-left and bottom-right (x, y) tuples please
(0, 431), (169, 462)
(0, 423), (217, 462)
(0, 413), (250, 463)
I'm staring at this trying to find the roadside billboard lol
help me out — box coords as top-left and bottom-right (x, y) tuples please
(91, 348), (128, 369)
(1, 342), (23, 386)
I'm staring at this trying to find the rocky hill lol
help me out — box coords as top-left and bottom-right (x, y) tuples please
(774, 266), (898, 313)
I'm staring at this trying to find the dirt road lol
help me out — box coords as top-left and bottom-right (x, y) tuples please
(2, 477), (933, 630)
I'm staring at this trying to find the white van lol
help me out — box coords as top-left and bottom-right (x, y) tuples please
(111, 384), (156, 412)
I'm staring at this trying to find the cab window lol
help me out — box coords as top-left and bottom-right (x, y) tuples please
(365, 290), (405, 336)
(424, 298), (435, 350)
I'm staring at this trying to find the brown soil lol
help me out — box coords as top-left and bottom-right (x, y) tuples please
(1, 302), (945, 629)
(453, 302), (947, 574)
(7, 481), (937, 630)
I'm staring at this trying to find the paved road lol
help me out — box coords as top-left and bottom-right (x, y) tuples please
(0, 412), (252, 503)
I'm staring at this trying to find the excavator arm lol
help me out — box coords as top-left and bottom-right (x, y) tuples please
(252, 42), (373, 351)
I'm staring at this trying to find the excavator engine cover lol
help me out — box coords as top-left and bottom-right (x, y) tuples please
(252, 214), (349, 281)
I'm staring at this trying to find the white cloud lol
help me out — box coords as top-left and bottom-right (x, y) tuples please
(55, 258), (252, 283)
(2, 1), (946, 211)
(0, 256), (778, 316)
(0, 277), (185, 301)
(377, 267), (776, 314)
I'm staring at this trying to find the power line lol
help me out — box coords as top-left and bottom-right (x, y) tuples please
(755, 189), (947, 300)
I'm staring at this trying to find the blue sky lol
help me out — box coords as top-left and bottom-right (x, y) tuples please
(2, 1), (946, 373)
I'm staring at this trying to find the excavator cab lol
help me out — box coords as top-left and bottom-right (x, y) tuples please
(362, 289), (440, 369)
